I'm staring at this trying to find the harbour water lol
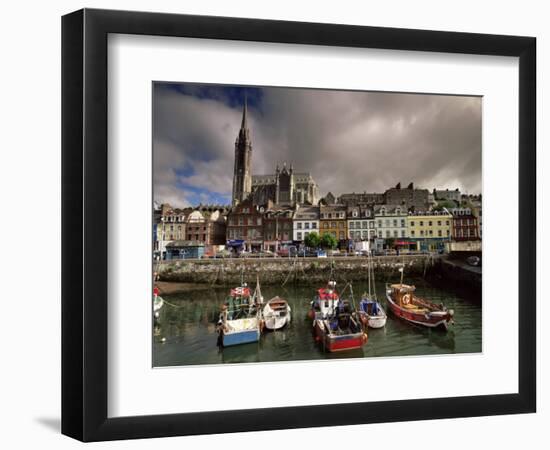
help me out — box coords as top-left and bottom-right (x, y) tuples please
(153, 277), (481, 367)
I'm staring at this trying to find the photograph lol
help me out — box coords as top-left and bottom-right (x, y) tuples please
(152, 82), (482, 367)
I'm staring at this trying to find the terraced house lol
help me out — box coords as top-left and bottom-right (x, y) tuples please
(319, 204), (348, 243)
(407, 209), (452, 251)
(347, 205), (375, 241)
(374, 205), (408, 240)
(293, 205), (319, 242)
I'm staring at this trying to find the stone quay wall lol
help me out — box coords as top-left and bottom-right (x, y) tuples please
(155, 255), (441, 286)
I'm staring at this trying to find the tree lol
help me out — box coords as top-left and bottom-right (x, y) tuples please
(304, 231), (320, 249)
(320, 232), (338, 250)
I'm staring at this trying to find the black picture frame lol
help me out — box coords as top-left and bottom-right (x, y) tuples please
(62, 8), (536, 442)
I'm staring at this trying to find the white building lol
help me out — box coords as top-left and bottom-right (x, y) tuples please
(374, 205), (408, 240)
(293, 205), (320, 242)
(347, 206), (376, 241)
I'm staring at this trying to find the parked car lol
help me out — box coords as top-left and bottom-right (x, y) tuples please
(466, 255), (481, 266)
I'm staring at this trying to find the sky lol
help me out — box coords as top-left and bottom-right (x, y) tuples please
(153, 83), (482, 208)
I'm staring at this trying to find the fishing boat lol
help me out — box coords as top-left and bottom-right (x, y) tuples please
(314, 298), (367, 352)
(216, 284), (261, 347)
(308, 280), (340, 320)
(386, 271), (454, 330)
(263, 297), (291, 330)
(358, 254), (387, 329)
(312, 282), (367, 352)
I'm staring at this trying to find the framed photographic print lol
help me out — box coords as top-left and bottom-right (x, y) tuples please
(62, 8), (536, 442)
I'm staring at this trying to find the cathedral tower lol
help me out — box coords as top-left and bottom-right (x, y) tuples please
(232, 97), (253, 206)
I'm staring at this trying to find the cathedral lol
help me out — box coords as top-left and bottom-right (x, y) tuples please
(231, 98), (319, 206)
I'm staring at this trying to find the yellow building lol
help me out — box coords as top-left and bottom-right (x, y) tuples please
(407, 210), (452, 252)
(319, 205), (348, 244)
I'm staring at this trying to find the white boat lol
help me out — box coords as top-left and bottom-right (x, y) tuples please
(263, 297), (291, 330)
(358, 254), (387, 329)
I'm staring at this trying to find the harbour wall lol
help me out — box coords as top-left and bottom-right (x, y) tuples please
(156, 255), (442, 286)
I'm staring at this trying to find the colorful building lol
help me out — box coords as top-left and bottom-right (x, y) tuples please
(319, 204), (348, 244)
(347, 206), (375, 241)
(263, 205), (295, 252)
(293, 205), (320, 242)
(374, 205), (408, 240)
(407, 210), (452, 251)
(449, 207), (480, 241)
(226, 198), (266, 252)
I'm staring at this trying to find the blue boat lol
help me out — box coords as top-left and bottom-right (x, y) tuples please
(216, 284), (261, 347)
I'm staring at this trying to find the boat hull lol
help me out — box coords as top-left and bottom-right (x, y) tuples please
(264, 316), (290, 330)
(386, 292), (452, 330)
(314, 320), (367, 352)
(222, 329), (260, 347)
(367, 315), (387, 329)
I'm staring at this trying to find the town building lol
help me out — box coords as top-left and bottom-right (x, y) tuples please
(185, 209), (227, 247)
(434, 188), (462, 203)
(231, 98), (318, 207)
(347, 205), (375, 241)
(154, 204), (189, 258)
(263, 205), (295, 252)
(225, 198), (266, 252)
(293, 205), (320, 242)
(374, 204), (408, 245)
(338, 192), (385, 206)
(449, 207), (480, 241)
(319, 204), (348, 243)
(384, 182), (431, 210)
(407, 210), (453, 251)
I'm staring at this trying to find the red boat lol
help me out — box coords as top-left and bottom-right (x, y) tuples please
(313, 299), (367, 352)
(386, 283), (454, 331)
(309, 281), (367, 352)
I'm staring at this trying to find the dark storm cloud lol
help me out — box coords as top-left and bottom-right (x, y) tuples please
(153, 83), (481, 207)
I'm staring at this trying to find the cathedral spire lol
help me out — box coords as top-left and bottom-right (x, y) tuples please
(241, 92), (248, 130)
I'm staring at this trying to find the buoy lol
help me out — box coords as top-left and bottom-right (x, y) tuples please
(161, 337), (166, 343)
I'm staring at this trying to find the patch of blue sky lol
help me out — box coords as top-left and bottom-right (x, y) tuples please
(155, 82), (264, 112)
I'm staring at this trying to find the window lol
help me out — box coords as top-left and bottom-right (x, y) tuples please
(353, 211), (358, 217)
(339, 231), (345, 239)
(393, 219), (398, 227)
(437, 220), (441, 226)
(331, 222), (336, 228)
(238, 218), (243, 225)
(331, 231), (336, 237)
(446, 220), (450, 226)
(339, 222), (345, 228)
(419, 221), (424, 226)
(411, 230), (415, 237)
(410, 221), (415, 226)
(393, 230), (398, 238)
(438, 230), (442, 237)
(349, 222), (355, 229)
(297, 232), (302, 240)
(305, 222), (310, 229)
(312, 223), (317, 229)
(378, 231), (382, 238)
(429, 230), (433, 236)
(420, 230), (424, 236)
(385, 219), (390, 227)
(304, 232), (309, 237)
(362, 221), (367, 229)
(324, 222), (329, 229)
(297, 222), (302, 229)
(401, 219), (405, 227)
(401, 230), (406, 237)
(428, 221), (433, 227)
(257, 218), (262, 226)
(386, 230), (390, 238)
(378, 220), (382, 228)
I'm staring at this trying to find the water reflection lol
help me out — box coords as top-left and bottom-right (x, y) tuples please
(153, 278), (481, 367)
